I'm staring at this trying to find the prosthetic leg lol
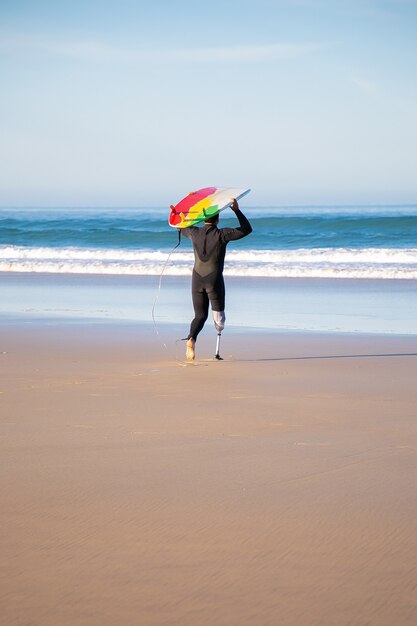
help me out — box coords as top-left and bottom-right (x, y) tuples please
(212, 311), (226, 360)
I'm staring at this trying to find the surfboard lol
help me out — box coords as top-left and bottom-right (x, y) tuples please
(169, 187), (250, 229)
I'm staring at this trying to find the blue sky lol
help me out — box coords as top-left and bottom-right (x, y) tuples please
(1, 0), (417, 206)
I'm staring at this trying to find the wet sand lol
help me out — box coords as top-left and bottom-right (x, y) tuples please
(1, 322), (417, 625)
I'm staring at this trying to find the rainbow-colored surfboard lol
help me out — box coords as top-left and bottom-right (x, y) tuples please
(169, 187), (250, 229)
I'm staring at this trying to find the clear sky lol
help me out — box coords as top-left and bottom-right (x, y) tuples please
(1, 0), (417, 206)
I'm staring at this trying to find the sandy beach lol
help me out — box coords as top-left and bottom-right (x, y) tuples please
(1, 318), (417, 625)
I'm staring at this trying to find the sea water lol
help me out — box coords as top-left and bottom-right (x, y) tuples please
(1, 205), (417, 280)
(1, 205), (417, 334)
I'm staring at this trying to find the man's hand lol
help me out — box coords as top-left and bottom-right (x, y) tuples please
(230, 198), (239, 212)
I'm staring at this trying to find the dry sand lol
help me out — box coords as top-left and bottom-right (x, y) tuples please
(1, 321), (417, 625)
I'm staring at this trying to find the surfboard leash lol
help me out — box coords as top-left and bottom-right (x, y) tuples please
(151, 230), (187, 366)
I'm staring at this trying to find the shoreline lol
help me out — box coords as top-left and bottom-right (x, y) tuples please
(2, 271), (417, 336)
(2, 269), (417, 283)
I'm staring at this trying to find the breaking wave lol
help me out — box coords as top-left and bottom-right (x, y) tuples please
(1, 245), (417, 279)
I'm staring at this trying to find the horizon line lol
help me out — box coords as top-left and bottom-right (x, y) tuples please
(1, 202), (416, 210)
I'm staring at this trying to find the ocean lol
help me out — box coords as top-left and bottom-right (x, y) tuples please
(1, 205), (417, 280)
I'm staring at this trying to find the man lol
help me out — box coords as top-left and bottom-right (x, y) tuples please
(182, 199), (252, 361)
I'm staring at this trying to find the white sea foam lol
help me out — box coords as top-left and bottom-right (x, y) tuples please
(1, 246), (417, 279)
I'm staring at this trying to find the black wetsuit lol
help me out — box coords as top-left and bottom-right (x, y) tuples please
(183, 209), (252, 340)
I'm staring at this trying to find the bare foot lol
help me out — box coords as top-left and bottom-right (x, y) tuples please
(186, 338), (195, 361)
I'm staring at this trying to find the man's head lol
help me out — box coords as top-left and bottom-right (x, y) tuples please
(204, 213), (219, 225)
